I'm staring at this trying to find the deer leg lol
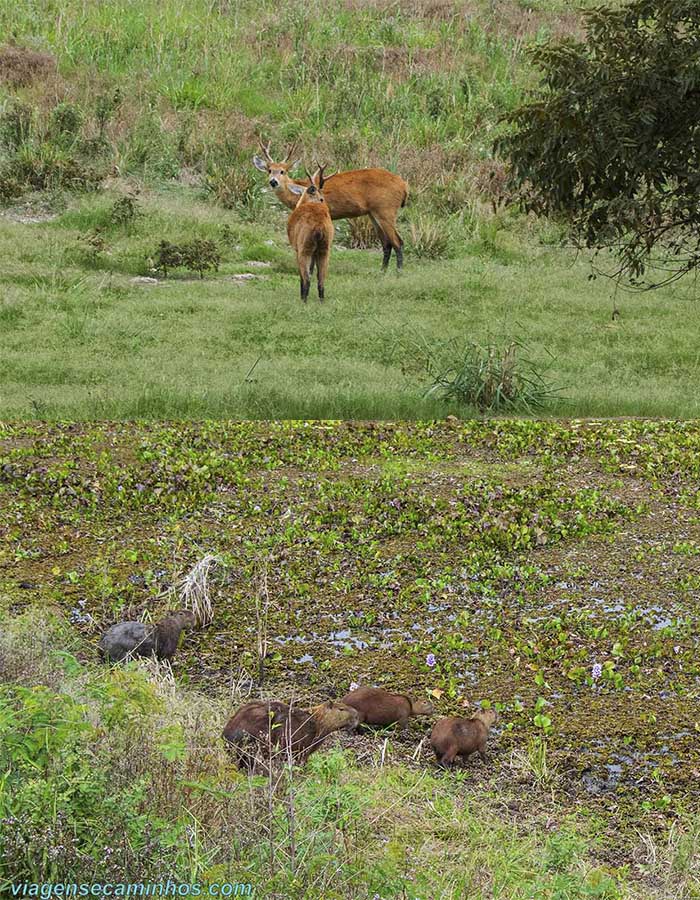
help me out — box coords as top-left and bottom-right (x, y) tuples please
(316, 250), (329, 302)
(298, 254), (311, 302)
(370, 214), (392, 270)
(373, 213), (404, 271)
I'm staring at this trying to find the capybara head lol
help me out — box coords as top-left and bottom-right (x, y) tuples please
(410, 698), (434, 717)
(169, 609), (196, 629)
(312, 700), (361, 734)
(473, 708), (497, 729)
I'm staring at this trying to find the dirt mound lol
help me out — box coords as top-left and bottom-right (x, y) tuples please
(0, 46), (56, 88)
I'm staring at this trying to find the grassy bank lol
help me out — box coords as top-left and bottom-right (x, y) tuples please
(2, 0), (698, 419)
(2, 418), (700, 895)
(1, 605), (697, 898)
(2, 190), (699, 419)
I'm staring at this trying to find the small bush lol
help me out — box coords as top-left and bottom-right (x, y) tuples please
(109, 194), (142, 227)
(418, 337), (561, 412)
(77, 228), (109, 266)
(49, 102), (83, 145)
(94, 88), (123, 139)
(407, 214), (453, 259)
(0, 99), (34, 151)
(346, 216), (378, 249)
(153, 239), (221, 278)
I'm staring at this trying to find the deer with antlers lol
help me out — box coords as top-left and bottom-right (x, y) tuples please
(254, 140), (408, 270)
(286, 165), (335, 302)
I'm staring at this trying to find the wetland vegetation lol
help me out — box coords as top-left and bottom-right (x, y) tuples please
(1, 419), (699, 895)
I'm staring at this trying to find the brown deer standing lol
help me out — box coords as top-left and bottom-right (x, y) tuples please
(286, 166), (334, 302)
(253, 141), (408, 270)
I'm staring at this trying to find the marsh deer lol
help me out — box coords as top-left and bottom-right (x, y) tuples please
(287, 165), (335, 302)
(253, 140), (407, 270)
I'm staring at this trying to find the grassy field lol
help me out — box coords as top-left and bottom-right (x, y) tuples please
(1, 420), (700, 895)
(2, 0), (699, 419)
(2, 190), (699, 419)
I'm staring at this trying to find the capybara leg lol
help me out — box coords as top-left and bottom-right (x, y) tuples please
(439, 748), (457, 768)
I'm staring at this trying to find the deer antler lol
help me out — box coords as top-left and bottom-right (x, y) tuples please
(283, 141), (298, 164)
(314, 162), (333, 188)
(314, 162), (332, 188)
(258, 138), (273, 163)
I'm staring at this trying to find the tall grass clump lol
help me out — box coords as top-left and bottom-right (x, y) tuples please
(407, 214), (455, 259)
(0, 97), (107, 203)
(419, 337), (562, 413)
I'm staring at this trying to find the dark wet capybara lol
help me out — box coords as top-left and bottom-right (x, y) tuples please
(222, 699), (360, 769)
(340, 687), (434, 729)
(430, 709), (498, 768)
(98, 609), (196, 662)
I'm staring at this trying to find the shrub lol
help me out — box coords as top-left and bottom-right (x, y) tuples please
(49, 102), (83, 145)
(0, 99), (34, 151)
(109, 194), (142, 227)
(346, 216), (378, 249)
(407, 214), (454, 259)
(418, 337), (562, 412)
(153, 239), (221, 278)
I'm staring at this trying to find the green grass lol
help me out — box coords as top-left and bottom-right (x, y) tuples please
(1, 190), (699, 419)
(5, 0), (692, 419)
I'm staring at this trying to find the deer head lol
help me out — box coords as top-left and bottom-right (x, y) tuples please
(252, 140), (300, 190)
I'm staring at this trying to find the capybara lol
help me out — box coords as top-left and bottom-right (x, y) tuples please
(430, 709), (498, 767)
(340, 687), (434, 729)
(99, 609), (196, 662)
(222, 699), (360, 769)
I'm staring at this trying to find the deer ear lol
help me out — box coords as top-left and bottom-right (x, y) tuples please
(288, 183), (304, 195)
(252, 155), (268, 172)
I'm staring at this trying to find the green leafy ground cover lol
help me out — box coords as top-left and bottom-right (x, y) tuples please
(1, 419), (699, 895)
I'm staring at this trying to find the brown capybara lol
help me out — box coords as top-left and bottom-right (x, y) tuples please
(340, 687), (434, 730)
(430, 709), (498, 768)
(98, 609), (196, 663)
(222, 700), (360, 770)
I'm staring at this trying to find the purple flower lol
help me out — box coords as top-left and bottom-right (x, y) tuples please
(426, 653), (437, 668)
(349, 681), (360, 691)
(591, 663), (602, 681)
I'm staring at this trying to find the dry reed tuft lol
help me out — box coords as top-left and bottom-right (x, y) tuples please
(176, 553), (223, 626)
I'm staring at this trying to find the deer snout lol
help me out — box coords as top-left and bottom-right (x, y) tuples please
(269, 177), (279, 188)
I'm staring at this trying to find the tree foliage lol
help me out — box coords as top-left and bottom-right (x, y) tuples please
(499, 0), (700, 288)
